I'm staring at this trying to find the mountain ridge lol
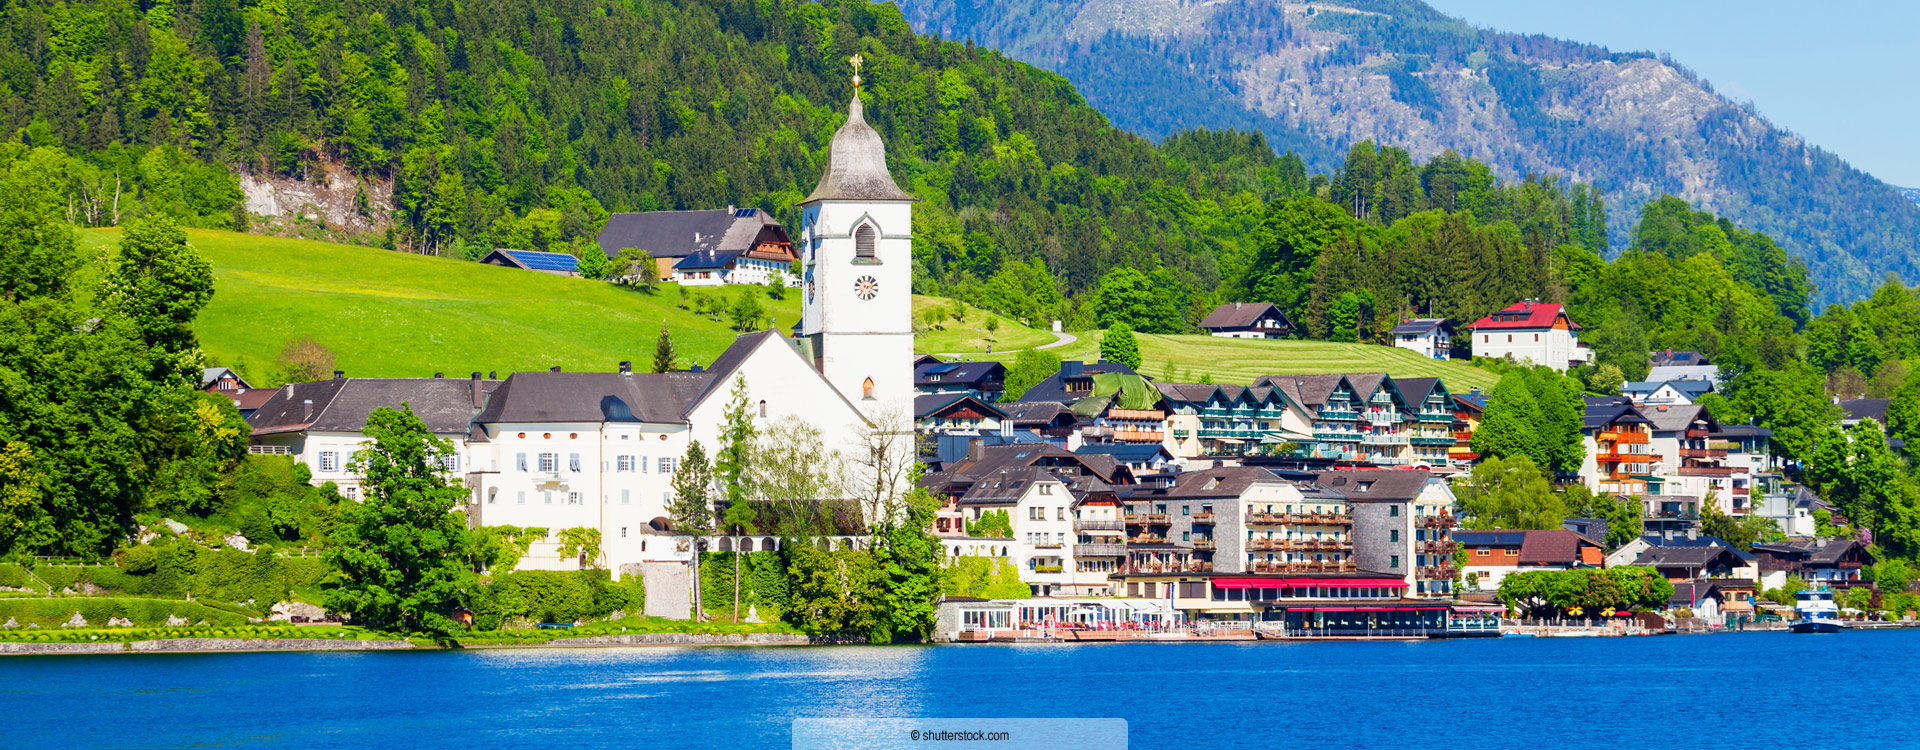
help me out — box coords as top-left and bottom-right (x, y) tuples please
(892, 0), (1920, 305)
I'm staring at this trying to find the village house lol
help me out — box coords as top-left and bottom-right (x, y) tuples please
(1449, 388), (1487, 466)
(1580, 397), (1658, 496)
(247, 373), (502, 501)
(1317, 469), (1459, 597)
(1750, 538), (1875, 590)
(1198, 301), (1291, 339)
(1018, 362), (1168, 447)
(1155, 382), (1311, 459)
(1388, 318), (1452, 360)
(669, 245), (800, 287)
(1622, 379), (1714, 406)
(201, 367), (277, 419)
(914, 394), (1006, 437)
(1465, 300), (1592, 372)
(1453, 529), (1603, 591)
(595, 206), (793, 282)
(913, 356), (1007, 401)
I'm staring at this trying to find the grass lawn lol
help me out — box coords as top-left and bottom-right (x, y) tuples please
(971, 330), (1500, 391)
(81, 228), (801, 382)
(911, 294), (1056, 354)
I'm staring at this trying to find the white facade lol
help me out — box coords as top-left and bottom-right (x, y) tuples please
(251, 429), (470, 502)
(1471, 326), (1591, 372)
(465, 336), (872, 576)
(674, 255), (797, 287)
(1393, 327), (1450, 360)
(800, 198), (914, 426)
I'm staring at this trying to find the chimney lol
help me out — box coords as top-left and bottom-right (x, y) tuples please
(1686, 527), (1698, 541)
(619, 360), (632, 375)
(488, 371), (497, 380)
(302, 399), (313, 421)
(433, 372), (443, 379)
(1233, 301), (1242, 310)
(1662, 527), (1673, 543)
(333, 370), (345, 380)
(1061, 361), (1083, 379)
(282, 384), (293, 398)
(550, 366), (562, 373)
(470, 372), (484, 408)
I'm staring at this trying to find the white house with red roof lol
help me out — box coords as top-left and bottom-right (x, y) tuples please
(1466, 300), (1592, 372)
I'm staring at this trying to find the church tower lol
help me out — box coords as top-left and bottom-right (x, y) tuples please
(798, 58), (916, 426)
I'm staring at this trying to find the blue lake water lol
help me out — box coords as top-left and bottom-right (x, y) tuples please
(7, 630), (1919, 749)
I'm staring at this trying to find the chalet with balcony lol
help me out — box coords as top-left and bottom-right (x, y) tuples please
(595, 206), (792, 281)
(201, 367), (276, 419)
(1255, 373), (1415, 466)
(1642, 403), (1735, 507)
(1581, 397), (1658, 496)
(997, 401), (1082, 447)
(914, 357), (1006, 402)
(1391, 377), (1461, 468)
(1073, 443), (1175, 474)
(1750, 538), (1874, 591)
(1450, 388), (1488, 465)
(1069, 478), (1128, 596)
(1622, 378), (1714, 406)
(914, 394), (1006, 437)
(1156, 382), (1311, 459)
(1455, 529), (1603, 591)
(1199, 301), (1291, 339)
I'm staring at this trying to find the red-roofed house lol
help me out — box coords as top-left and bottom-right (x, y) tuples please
(1467, 300), (1592, 372)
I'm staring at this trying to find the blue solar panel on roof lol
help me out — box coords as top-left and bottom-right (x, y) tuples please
(505, 250), (579, 271)
(925, 363), (961, 375)
(735, 208), (758, 217)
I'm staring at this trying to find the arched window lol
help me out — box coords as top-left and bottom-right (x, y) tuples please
(862, 377), (875, 400)
(758, 399), (767, 418)
(854, 224), (877, 259)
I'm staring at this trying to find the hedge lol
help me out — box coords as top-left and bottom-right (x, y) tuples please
(470, 570), (643, 629)
(0, 564), (33, 591)
(698, 551), (789, 620)
(0, 598), (250, 628)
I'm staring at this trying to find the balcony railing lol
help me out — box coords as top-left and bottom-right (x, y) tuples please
(1033, 542), (1063, 549)
(1249, 561), (1358, 574)
(1597, 451), (1662, 463)
(1143, 513), (1169, 524)
(1418, 412), (1454, 423)
(1452, 431), (1475, 442)
(1074, 519), (1126, 532)
(1191, 539), (1216, 550)
(1192, 511), (1215, 524)
(1597, 431), (1650, 444)
(1314, 431), (1362, 442)
(1418, 564), (1456, 579)
(1686, 428), (1710, 439)
(1362, 433), (1411, 445)
(1410, 436), (1455, 446)
(1074, 543), (1127, 557)
(1126, 561), (1212, 574)
(1420, 540), (1455, 554)
(1250, 513), (1285, 525)
(1419, 515), (1459, 529)
(1127, 535), (1166, 544)
(1677, 465), (1736, 477)
(1678, 447), (1728, 459)
(1032, 564), (1063, 573)
(1318, 409), (1360, 421)
(1108, 408), (1166, 421)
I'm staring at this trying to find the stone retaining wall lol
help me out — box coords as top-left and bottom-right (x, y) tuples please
(0, 638), (415, 655)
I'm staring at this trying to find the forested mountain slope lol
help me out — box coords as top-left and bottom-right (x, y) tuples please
(892, 0), (1920, 305)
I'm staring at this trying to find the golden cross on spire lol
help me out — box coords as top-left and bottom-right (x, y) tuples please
(849, 54), (865, 88)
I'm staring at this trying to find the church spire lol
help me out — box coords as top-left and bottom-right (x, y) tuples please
(801, 56), (915, 204)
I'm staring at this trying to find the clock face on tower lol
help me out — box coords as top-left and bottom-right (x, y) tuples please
(854, 275), (879, 301)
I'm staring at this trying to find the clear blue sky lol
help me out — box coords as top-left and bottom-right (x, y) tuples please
(1424, 0), (1920, 187)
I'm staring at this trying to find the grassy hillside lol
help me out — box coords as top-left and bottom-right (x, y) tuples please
(912, 295), (1057, 354)
(80, 228), (801, 382)
(969, 330), (1499, 391)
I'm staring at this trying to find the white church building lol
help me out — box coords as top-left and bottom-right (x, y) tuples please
(248, 77), (916, 585)
(464, 82), (916, 577)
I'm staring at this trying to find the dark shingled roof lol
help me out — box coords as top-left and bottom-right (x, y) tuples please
(1650, 349), (1711, 368)
(915, 393), (1005, 420)
(672, 248), (745, 270)
(803, 95), (915, 203)
(1074, 443), (1173, 463)
(998, 401), (1077, 427)
(1016, 362), (1142, 404)
(594, 207), (785, 260)
(1164, 466), (1286, 498)
(473, 371), (712, 425)
(1199, 302), (1287, 330)
(914, 359), (1006, 388)
(1840, 398), (1891, 424)
(1388, 318), (1448, 336)
(1313, 469), (1433, 501)
(249, 377), (501, 436)
(1584, 400), (1651, 430)
(1254, 374), (1349, 408)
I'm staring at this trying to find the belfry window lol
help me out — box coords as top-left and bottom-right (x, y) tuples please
(855, 224), (877, 259)
(862, 378), (876, 400)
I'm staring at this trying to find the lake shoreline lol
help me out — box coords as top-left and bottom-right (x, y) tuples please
(0, 631), (821, 656)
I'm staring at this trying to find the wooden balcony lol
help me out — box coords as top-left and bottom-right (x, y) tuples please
(1419, 540), (1455, 554)
(1677, 465), (1736, 477)
(1127, 535), (1166, 544)
(1191, 538), (1216, 550)
(1074, 519), (1126, 532)
(1192, 511), (1215, 524)
(1250, 561), (1358, 574)
(1596, 431), (1649, 444)
(1419, 514), (1459, 529)
(1418, 564), (1456, 579)
(1126, 561), (1212, 574)
(1074, 543), (1127, 557)
(1686, 428), (1710, 439)
(1678, 447), (1728, 459)
(1142, 513), (1169, 524)
(1596, 451), (1661, 463)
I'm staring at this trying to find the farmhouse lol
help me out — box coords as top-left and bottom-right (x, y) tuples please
(1466, 300), (1592, 372)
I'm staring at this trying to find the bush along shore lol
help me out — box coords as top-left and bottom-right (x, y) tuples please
(0, 619), (816, 655)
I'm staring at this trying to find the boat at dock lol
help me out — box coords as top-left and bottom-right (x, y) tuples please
(1791, 589), (1847, 634)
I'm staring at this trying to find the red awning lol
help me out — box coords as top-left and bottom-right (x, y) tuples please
(1450, 605), (1506, 613)
(1284, 578), (1409, 588)
(1209, 578), (1289, 590)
